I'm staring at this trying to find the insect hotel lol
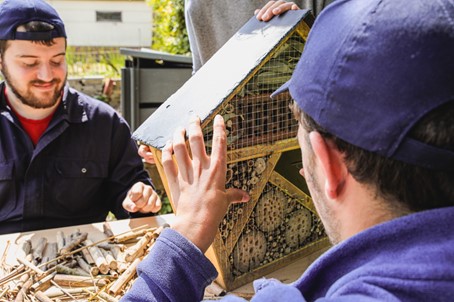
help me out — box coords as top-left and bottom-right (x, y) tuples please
(133, 10), (330, 291)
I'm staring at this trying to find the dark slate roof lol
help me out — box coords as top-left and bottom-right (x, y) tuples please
(132, 10), (311, 149)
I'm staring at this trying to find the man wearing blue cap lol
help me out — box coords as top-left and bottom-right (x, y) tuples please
(0, 0), (162, 234)
(122, 0), (454, 301)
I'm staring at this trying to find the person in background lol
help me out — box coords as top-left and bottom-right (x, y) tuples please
(139, 0), (332, 163)
(186, 0), (332, 74)
(0, 0), (161, 235)
(122, 0), (454, 300)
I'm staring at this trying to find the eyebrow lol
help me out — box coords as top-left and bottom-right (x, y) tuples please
(17, 52), (66, 59)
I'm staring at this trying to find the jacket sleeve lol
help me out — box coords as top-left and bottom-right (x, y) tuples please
(121, 228), (218, 302)
(106, 112), (152, 219)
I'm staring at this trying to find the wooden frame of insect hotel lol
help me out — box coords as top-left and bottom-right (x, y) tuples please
(133, 10), (330, 291)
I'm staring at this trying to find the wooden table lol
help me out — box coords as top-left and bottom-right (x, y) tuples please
(0, 214), (328, 300)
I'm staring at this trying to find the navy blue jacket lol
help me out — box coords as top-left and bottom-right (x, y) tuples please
(121, 206), (454, 302)
(0, 82), (151, 234)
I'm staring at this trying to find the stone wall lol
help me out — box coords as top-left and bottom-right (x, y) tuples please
(68, 76), (122, 112)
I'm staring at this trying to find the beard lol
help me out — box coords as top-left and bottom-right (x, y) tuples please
(303, 140), (342, 245)
(1, 61), (66, 109)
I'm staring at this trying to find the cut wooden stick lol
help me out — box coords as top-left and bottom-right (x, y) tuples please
(41, 243), (57, 271)
(103, 222), (115, 239)
(76, 256), (99, 276)
(59, 232), (88, 256)
(21, 240), (32, 256)
(32, 238), (48, 263)
(81, 247), (95, 265)
(56, 231), (65, 252)
(85, 240), (109, 275)
(100, 248), (117, 270)
(55, 264), (89, 277)
(108, 258), (141, 295)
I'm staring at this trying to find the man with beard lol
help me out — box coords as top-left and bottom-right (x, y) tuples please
(121, 0), (454, 301)
(0, 0), (161, 235)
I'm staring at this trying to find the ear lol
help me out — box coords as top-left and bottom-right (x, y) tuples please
(309, 131), (347, 199)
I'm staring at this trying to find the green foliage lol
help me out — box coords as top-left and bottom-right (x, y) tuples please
(146, 0), (190, 55)
(158, 195), (173, 215)
(66, 46), (124, 78)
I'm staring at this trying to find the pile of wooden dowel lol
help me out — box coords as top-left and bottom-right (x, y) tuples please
(0, 223), (169, 301)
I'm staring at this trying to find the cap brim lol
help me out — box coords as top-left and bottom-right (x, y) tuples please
(270, 80), (291, 98)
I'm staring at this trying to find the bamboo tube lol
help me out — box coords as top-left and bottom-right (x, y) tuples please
(17, 257), (44, 276)
(109, 269), (119, 278)
(113, 229), (151, 243)
(124, 232), (153, 262)
(152, 224), (169, 238)
(43, 286), (97, 298)
(31, 273), (56, 293)
(116, 261), (129, 274)
(50, 280), (78, 300)
(108, 258), (141, 295)
(98, 291), (119, 302)
(52, 274), (107, 288)
(109, 245), (123, 260)
(34, 290), (53, 302)
(100, 249), (117, 270)
(85, 240), (109, 275)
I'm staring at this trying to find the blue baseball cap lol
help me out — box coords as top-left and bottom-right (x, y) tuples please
(273, 0), (454, 171)
(0, 0), (66, 41)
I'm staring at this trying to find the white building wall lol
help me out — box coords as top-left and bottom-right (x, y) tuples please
(48, 0), (152, 47)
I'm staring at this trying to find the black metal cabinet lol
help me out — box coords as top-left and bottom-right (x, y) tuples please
(120, 48), (192, 130)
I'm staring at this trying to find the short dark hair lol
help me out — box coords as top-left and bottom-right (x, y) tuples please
(291, 100), (454, 212)
(0, 21), (63, 57)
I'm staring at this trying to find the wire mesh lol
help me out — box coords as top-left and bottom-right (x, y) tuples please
(202, 34), (326, 285)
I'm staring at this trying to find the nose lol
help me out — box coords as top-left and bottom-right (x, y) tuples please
(37, 63), (53, 82)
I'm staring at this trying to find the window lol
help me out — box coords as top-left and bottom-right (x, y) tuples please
(96, 11), (122, 22)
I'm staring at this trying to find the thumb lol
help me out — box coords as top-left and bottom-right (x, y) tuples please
(226, 188), (250, 204)
(128, 182), (144, 201)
